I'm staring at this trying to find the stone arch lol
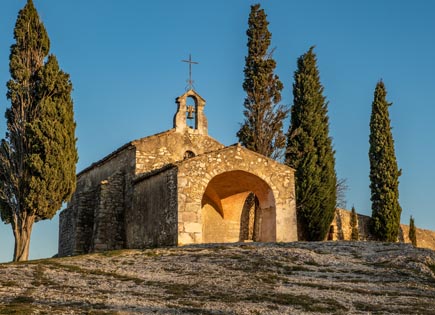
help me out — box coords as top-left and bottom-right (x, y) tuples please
(201, 170), (276, 243)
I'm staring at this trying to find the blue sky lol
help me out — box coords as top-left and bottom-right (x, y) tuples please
(0, 1), (434, 262)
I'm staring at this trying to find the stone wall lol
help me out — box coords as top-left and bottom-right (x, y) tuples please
(176, 144), (297, 245)
(330, 208), (435, 250)
(58, 202), (76, 257)
(59, 188), (99, 256)
(59, 144), (135, 257)
(399, 225), (435, 250)
(90, 171), (126, 252)
(76, 144), (136, 190)
(330, 208), (371, 241)
(134, 129), (224, 175)
(127, 166), (178, 248)
(202, 191), (252, 243)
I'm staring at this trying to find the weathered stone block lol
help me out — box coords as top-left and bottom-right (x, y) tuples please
(184, 222), (202, 233)
(178, 232), (194, 245)
(182, 212), (197, 222)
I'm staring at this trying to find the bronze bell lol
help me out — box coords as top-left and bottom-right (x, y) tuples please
(187, 106), (194, 120)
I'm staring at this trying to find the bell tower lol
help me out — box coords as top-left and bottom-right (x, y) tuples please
(174, 55), (207, 135)
(174, 89), (208, 135)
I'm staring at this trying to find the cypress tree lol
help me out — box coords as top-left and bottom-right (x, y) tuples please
(369, 80), (402, 242)
(408, 215), (417, 247)
(0, 0), (77, 261)
(286, 47), (337, 241)
(350, 206), (359, 241)
(237, 3), (288, 160)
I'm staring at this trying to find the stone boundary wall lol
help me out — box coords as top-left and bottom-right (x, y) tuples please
(331, 208), (371, 241)
(399, 225), (435, 250)
(331, 208), (435, 250)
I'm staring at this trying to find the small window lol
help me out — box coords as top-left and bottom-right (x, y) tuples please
(184, 150), (196, 160)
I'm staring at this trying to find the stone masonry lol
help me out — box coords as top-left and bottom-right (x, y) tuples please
(58, 89), (298, 256)
(176, 144), (296, 245)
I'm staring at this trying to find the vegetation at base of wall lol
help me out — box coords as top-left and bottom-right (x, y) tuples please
(237, 3), (288, 160)
(285, 47), (337, 241)
(368, 81), (402, 242)
(0, 0), (78, 262)
(409, 215), (417, 247)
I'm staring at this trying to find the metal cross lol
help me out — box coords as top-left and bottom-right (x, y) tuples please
(182, 54), (198, 90)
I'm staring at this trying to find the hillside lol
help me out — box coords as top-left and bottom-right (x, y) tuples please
(1, 242), (435, 314)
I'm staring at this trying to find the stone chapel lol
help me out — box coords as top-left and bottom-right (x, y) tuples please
(58, 89), (298, 257)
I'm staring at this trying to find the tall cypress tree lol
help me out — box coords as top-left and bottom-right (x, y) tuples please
(0, 0), (77, 261)
(350, 206), (359, 241)
(286, 47), (337, 241)
(408, 215), (417, 247)
(237, 4), (287, 160)
(369, 81), (401, 242)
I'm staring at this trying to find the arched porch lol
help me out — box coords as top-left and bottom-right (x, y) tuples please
(201, 170), (276, 243)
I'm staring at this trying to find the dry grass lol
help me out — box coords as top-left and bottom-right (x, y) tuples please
(0, 241), (434, 314)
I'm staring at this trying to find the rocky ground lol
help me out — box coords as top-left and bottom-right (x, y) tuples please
(1, 241), (435, 314)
